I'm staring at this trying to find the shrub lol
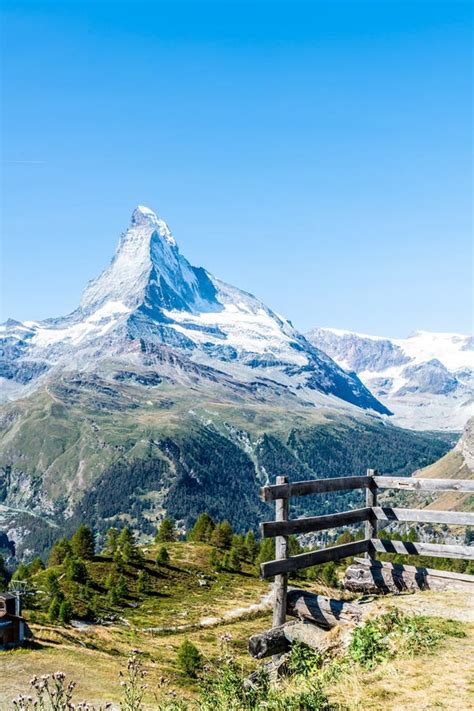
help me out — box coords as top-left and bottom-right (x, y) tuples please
(177, 639), (202, 678)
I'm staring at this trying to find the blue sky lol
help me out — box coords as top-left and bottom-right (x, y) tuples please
(1, 0), (472, 336)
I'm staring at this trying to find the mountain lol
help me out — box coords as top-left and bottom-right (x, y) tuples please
(1, 206), (388, 416)
(306, 328), (473, 432)
(0, 206), (455, 560)
(415, 416), (474, 512)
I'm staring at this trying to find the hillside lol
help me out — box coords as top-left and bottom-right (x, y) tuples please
(2, 536), (473, 710)
(0, 377), (453, 561)
(415, 417), (474, 512)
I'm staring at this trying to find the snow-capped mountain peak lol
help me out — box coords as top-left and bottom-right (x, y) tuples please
(307, 327), (474, 431)
(1, 205), (391, 416)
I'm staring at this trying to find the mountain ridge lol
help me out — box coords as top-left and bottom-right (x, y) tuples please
(307, 327), (473, 431)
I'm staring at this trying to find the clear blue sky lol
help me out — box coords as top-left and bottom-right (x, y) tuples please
(1, 0), (472, 337)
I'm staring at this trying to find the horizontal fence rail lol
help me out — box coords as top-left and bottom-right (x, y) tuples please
(373, 477), (474, 493)
(260, 472), (474, 582)
(260, 476), (474, 501)
(260, 507), (371, 538)
(261, 539), (370, 578)
(370, 539), (474, 560)
(260, 507), (474, 538)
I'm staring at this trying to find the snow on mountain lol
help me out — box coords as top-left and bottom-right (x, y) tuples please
(307, 327), (474, 431)
(0, 206), (389, 415)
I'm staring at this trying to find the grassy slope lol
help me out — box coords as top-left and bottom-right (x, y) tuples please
(1, 541), (473, 710)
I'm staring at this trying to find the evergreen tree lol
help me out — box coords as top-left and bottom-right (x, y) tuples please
(48, 596), (61, 623)
(137, 569), (149, 594)
(104, 527), (119, 555)
(45, 570), (61, 598)
(156, 546), (170, 565)
(12, 563), (30, 581)
(28, 557), (45, 575)
(211, 520), (233, 550)
(48, 538), (72, 566)
(188, 513), (215, 542)
(156, 518), (176, 543)
(0, 555), (7, 588)
(59, 600), (72, 625)
(255, 538), (275, 573)
(108, 586), (119, 605)
(209, 548), (221, 571)
(66, 557), (88, 583)
(228, 547), (241, 572)
(71, 525), (95, 560)
(116, 574), (127, 599)
(244, 530), (259, 561)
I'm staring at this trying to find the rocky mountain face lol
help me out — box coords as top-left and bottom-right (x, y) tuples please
(1, 206), (388, 415)
(307, 328), (473, 431)
(0, 206), (457, 560)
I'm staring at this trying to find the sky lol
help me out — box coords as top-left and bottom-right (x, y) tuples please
(1, 0), (472, 337)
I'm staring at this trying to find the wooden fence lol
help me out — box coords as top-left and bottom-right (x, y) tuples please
(259, 471), (474, 627)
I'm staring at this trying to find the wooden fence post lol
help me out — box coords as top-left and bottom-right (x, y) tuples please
(272, 475), (289, 628)
(365, 468), (377, 561)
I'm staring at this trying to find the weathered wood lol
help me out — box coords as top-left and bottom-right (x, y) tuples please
(248, 622), (295, 659)
(260, 475), (371, 501)
(364, 469), (377, 562)
(370, 538), (474, 560)
(261, 539), (370, 578)
(248, 619), (337, 659)
(373, 476), (474, 493)
(372, 507), (474, 526)
(286, 589), (362, 629)
(344, 558), (474, 594)
(272, 476), (288, 628)
(260, 507), (370, 538)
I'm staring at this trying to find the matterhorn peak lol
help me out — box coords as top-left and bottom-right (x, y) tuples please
(130, 205), (176, 247)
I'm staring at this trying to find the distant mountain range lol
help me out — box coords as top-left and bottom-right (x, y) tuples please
(0, 206), (460, 559)
(307, 328), (473, 432)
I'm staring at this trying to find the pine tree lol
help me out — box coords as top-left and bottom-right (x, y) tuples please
(71, 525), (95, 560)
(209, 548), (221, 571)
(188, 513), (215, 542)
(12, 563), (30, 581)
(156, 546), (170, 565)
(45, 570), (61, 598)
(137, 570), (149, 595)
(28, 557), (45, 575)
(48, 538), (72, 566)
(211, 520), (233, 550)
(116, 574), (127, 599)
(48, 596), (61, 623)
(0, 555), (7, 587)
(66, 557), (88, 583)
(156, 518), (176, 543)
(228, 547), (241, 572)
(59, 600), (73, 625)
(104, 527), (119, 555)
(244, 530), (259, 561)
